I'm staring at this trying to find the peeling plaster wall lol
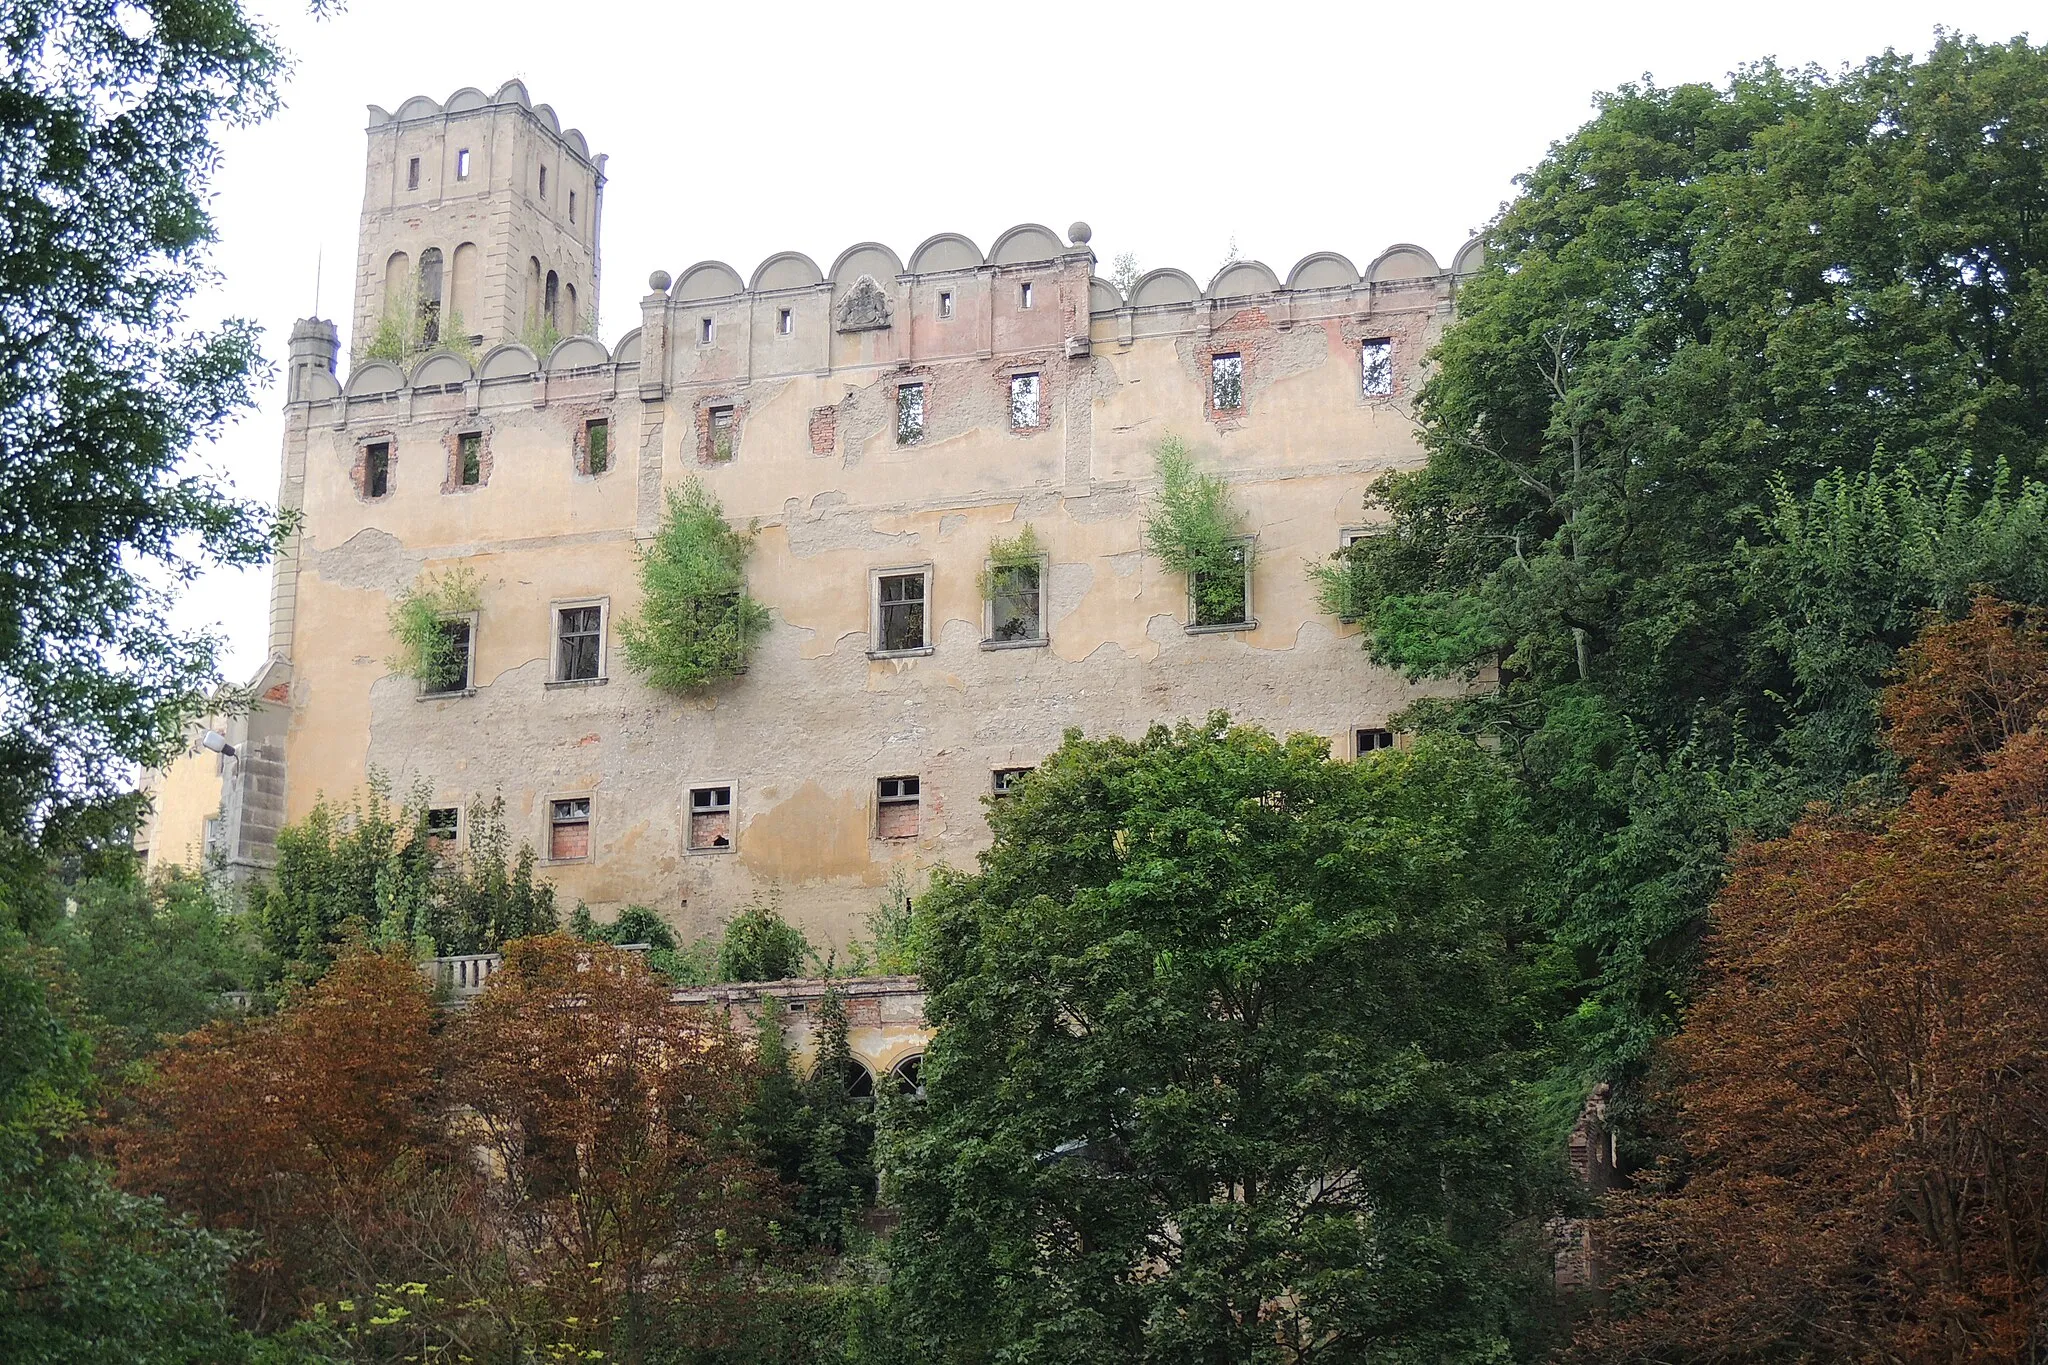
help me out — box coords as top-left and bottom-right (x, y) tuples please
(216, 197), (1486, 952)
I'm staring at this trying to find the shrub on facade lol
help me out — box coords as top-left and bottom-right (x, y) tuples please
(621, 480), (772, 691)
(717, 894), (814, 982)
(973, 523), (1042, 601)
(1141, 436), (1252, 625)
(386, 569), (480, 691)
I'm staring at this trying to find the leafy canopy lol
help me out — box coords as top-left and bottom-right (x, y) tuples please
(886, 716), (1563, 1364)
(621, 480), (771, 691)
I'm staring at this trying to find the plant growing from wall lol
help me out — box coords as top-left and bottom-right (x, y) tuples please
(386, 568), (481, 690)
(519, 315), (562, 362)
(620, 479), (771, 691)
(1141, 435), (1253, 625)
(974, 523), (1042, 601)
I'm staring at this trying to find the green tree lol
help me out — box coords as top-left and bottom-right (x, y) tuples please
(0, 0), (307, 915)
(0, 943), (252, 1364)
(620, 480), (772, 691)
(717, 895), (813, 983)
(886, 717), (1561, 1363)
(1318, 35), (2048, 1097)
(795, 988), (876, 1252)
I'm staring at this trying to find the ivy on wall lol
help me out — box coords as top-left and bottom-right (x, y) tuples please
(1141, 436), (1252, 625)
(386, 568), (481, 688)
(621, 479), (771, 691)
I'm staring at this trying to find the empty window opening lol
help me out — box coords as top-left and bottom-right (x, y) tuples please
(555, 605), (603, 681)
(688, 786), (734, 851)
(568, 190), (577, 223)
(455, 148), (470, 180)
(843, 1060), (876, 1099)
(426, 806), (460, 842)
(458, 431), (482, 486)
(364, 442), (391, 498)
(709, 406), (735, 462)
(538, 164), (548, 198)
(876, 572), (928, 653)
(938, 291), (954, 319)
(1356, 727), (1396, 756)
(549, 797), (590, 860)
(699, 316), (714, 345)
(406, 156), (420, 190)
(778, 307), (793, 335)
(1191, 540), (1252, 629)
(424, 618), (472, 694)
(416, 247), (443, 344)
(890, 1054), (925, 1097)
(544, 270), (560, 330)
(1019, 281), (1033, 309)
(1009, 372), (1041, 429)
(1361, 338), (1395, 396)
(585, 418), (610, 475)
(876, 775), (920, 839)
(897, 382), (925, 445)
(986, 561), (1043, 643)
(1211, 352), (1243, 410)
(991, 767), (1032, 798)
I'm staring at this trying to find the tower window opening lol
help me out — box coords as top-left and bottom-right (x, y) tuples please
(544, 271), (560, 331)
(569, 190), (576, 223)
(406, 156), (420, 190)
(364, 442), (391, 499)
(538, 164), (548, 198)
(1019, 281), (1033, 309)
(699, 316), (713, 345)
(455, 148), (470, 180)
(778, 308), (793, 336)
(417, 247), (443, 345)
(938, 291), (954, 319)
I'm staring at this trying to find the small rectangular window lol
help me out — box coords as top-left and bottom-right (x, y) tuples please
(1361, 338), (1395, 397)
(876, 776), (920, 839)
(897, 383), (925, 445)
(778, 308), (793, 335)
(1191, 540), (1252, 629)
(699, 317), (714, 345)
(991, 767), (1032, 797)
(986, 561), (1043, 643)
(555, 606), (603, 681)
(1356, 727), (1396, 756)
(688, 785), (734, 851)
(568, 190), (576, 223)
(1211, 353), (1243, 410)
(1019, 281), (1033, 309)
(1009, 373), (1041, 429)
(549, 797), (590, 861)
(876, 572), (928, 653)
(458, 432), (482, 486)
(538, 165), (548, 199)
(424, 618), (472, 694)
(938, 291), (954, 319)
(709, 406), (734, 462)
(365, 442), (390, 498)
(585, 418), (609, 474)
(455, 148), (470, 180)
(426, 806), (460, 841)
(407, 156), (420, 190)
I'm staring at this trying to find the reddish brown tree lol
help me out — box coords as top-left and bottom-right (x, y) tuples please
(448, 934), (781, 1363)
(112, 947), (471, 1328)
(1578, 597), (2048, 1362)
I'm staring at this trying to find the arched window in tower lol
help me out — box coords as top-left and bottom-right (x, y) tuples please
(545, 270), (560, 333)
(528, 258), (542, 330)
(449, 243), (478, 338)
(383, 250), (411, 323)
(416, 247), (444, 346)
(565, 283), (578, 334)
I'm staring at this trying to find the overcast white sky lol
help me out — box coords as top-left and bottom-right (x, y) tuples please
(179, 0), (2039, 681)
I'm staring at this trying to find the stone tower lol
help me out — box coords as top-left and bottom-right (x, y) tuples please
(351, 81), (605, 360)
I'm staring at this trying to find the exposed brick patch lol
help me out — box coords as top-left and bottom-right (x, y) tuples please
(440, 425), (494, 493)
(809, 404), (838, 456)
(696, 396), (746, 466)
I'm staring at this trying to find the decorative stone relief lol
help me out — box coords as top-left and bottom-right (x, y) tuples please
(836, 275), (892, 332)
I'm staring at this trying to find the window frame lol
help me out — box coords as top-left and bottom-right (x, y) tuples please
(1355, 727), (1397, 758)
(870, 566), (934, 658)
(875, 775), (921, 840)
(938, 291), (954, 319)
(545, 793), (593, 864)
(1332, 526), (1377, 622)
(707, 405), (736, 462)
(981, 553), (1049, 649)
(1008, 371), (1043, 430)
(686, 783), (737, 855)
(1361, 337), (1396, 398)
(548, 598), (609, 686)
(698, 316), (714, 346)
(896, 382), (926, 446)
(568, 190), (576, 223)
(456, 430), (484, 487)
(1186, 535), (1257, 634)
(425, 806), (461, 842)
(406, 156), (420, 191)
(991, 766), (1033, 798)
(361, 439), (393, 500)
(583, 417), (610, 475)
(455, 147), (470, 180)
(1019, 281), (1034, 310)
(538, 164), (548, 199)
(1210, 351), (1244, 411)
(777, 308), (794, 336)
(418, 610), (478, 698)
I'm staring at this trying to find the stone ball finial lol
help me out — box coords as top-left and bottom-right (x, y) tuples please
(1068, 221), (1092, 246)
(648, 269), (673, 293)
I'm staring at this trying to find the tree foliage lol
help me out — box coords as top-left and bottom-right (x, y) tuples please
(385, 569), (480, 690)
(621, 480), (772, 692)
(1579, 598), (2048, 1361)
(717, 894), (814, 983)
(886, 717), (1562, 1363)
(1141, 437), (1252, 626)
(0, 0), (298, 888)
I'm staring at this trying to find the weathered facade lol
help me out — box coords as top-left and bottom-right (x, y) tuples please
(140, 81), (1486, 953)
